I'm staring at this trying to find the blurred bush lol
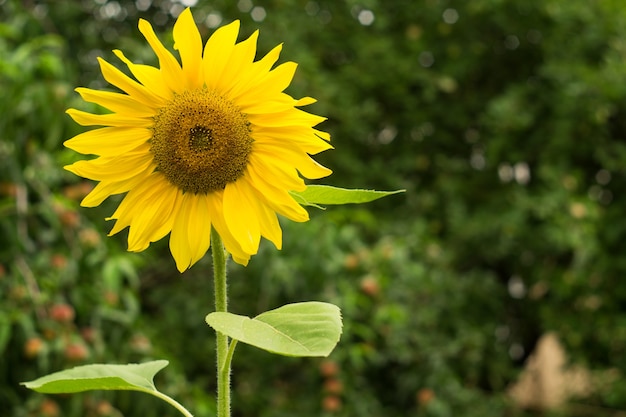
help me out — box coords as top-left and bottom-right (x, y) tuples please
(2, 0), (626, 416)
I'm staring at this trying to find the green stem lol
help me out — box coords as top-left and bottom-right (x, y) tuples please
(211, 228), (230, 417)
(222, 340), (238, 375)
(148, 389), (194, 417)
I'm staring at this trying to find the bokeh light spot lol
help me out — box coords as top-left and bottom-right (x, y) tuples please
(358, 9), (375, 26)
(442, 8), (459, 24)
(419, 51), (434, 67)
(251, 6), (266, 22)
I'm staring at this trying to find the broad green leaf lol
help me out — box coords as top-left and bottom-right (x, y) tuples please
(290, 191), (326, 210)
(206, 302), (342, 357)
(292, 185), (404, 207)
(21, 360), (168, 394)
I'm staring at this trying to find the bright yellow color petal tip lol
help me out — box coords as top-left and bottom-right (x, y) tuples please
(64, 8), (332, 272)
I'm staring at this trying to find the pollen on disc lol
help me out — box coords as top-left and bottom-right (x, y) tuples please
(150, 88), (254, 194)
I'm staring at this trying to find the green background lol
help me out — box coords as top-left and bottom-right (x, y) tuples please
(2, 0), (626, 416)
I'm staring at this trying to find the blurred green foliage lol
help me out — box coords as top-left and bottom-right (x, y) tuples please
(2, 0), (626, 416)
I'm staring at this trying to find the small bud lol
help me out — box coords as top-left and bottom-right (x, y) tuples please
(40, 399), (60, 417)
(360, 276), (380, 297)
(65, 342), (89, 361)
(0, 182), (17, 197)
(81, 327), (98, 343)
(319, 360), (339, 378)
(43, 327), (57, 340)
(63, 182), (93, 200)
(104, 291), (119, 306)
(95, 400), (114, 416)
(50, 254), (68, 269)
(343, 254), (359, 270)
(130, 334), (152, 354)
(24, 337), (45, 358)
(50, 303), (75, 323)
(322, 395), (342, 413)
(59, 210), (80, 228)
(9, 285), (27, 301)
(79, 228), (101, 247)
(417, 388), (435, 406)
(323, 378), (343, 394)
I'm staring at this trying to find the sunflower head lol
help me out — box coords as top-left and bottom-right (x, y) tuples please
(64, 8), (332, 272)
(150, 87), (254, 194)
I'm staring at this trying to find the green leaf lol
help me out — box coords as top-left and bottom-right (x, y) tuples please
(21, 360), (168, 394)
(206, 302), (342, 357)
(292, 185), (404, 207)
(289, 191), (326, 210)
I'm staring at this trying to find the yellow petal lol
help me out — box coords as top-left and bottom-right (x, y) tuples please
(186, 193), (213, 267)
(79, 170), (152, 207)
(248, 152), (306, 192)
(230, 253), (250, 266)
(203, 20), (240, 90)
(244, 164), (309, 222)
(232, 62), (298, 109)
(223, 180), (261, 255)
(253, 129), (333, 154)
(97, 57), (162, 107)
(64, 143), (153, 181)
(314, 129), (331, 142)
(167, 192), (212, 271)
(205, 190), (250, 264)
(227, 43), (283, 102)
(247, 107), (326, 128)
(169, 192), (195, 272)
(173, 8), (203, 90)
(122, 177), (181, 252)
(66, 108), (153, 128)
(257, 203), (282, 250)
(239, 178), (282, 250)
(75, 88), (155, 117)
(296, 96), (317, 106)
(64, 127), (152, 157)
(255, 143), (332, 179)
(265, 61), (298, 92)
(253, 43), (283, 73)
(240, 94), (297, 114)
(215, 30), (259, 93)
(106, 176), (147, 235)
(138, 18), (185, 94)
(113, 49), (171, 101)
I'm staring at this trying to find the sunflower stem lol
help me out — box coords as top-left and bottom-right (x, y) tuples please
(211, 228), (231, 417)
(148, 389), (195, 417)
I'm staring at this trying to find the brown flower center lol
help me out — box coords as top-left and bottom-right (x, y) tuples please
(150, 88), (253, 194)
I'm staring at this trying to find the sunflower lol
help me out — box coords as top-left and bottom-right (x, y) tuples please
(64, 8), (332, 272)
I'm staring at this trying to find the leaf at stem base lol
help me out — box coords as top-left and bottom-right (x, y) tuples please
(21, 360), (168, 394)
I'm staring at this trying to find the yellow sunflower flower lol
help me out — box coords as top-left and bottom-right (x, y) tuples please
(64, 8), (332, 272)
